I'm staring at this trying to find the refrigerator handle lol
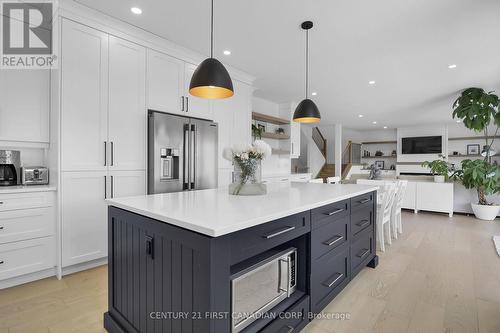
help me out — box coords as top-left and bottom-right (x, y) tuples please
(190, 124), (196, 189)
(183, 124), (190, 190)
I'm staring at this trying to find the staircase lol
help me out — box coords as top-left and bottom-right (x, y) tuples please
(312, 135), (362, 181)
(318, 164), (336, 179)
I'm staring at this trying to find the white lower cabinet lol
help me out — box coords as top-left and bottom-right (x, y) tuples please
(62, 171), (108, 267)
(0, 237), (55, 281)
(0, 208), (55, 244)
(110, 170), (146, 198)
(416, 182), (454, 216)
(401, 181), (417, 210)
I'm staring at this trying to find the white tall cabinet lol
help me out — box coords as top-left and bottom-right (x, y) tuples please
(60, 20), (146, 268)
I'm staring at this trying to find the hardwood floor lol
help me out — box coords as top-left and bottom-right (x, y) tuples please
(1, 211), (499, 333)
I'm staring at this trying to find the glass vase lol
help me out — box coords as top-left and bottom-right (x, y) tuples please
(229, 160), (267, 195)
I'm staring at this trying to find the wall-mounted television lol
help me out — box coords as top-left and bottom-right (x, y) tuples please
(401, 136), (442, 154)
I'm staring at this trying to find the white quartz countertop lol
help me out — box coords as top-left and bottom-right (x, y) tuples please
(106, 183), (378, 237)
(0, 185), (56, 194)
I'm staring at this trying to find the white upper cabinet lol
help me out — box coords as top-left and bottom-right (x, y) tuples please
(184, 63), (213, 120)
(290, 119), (301, 158)
(61, 19), (108, 171)
(147, 49), (184, 115)
(213, 79), (252, 173)
(108, 36), (146, 171)
(0, 70), (50, 143)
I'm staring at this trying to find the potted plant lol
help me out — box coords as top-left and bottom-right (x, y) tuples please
(421, 156), (450, 183)
(452, 159), (500, 220)
(251, 124), (263, 140)
(452, 87), (500, 220)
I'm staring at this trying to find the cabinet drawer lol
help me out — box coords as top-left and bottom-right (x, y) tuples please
(351, 206), (374, 238)
(260, 296), (310, 333)
(351, 192), (375, 210)
(0, 236), (55, 281)
(311, 215), (348, 260)
(311, 247), (349, 313)
(350, 231), (375, 276)
(0, 208), (55, 244)
(0, 192), (54, 212)
(311, 199), (349, 230)
(230, 212), (310, 264)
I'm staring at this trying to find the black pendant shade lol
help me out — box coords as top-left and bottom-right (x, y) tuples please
(293, 98), (321, 123)
(293, 21), (321, 123)
(189, 58), (234, 99)
(189, 0), (234, 99)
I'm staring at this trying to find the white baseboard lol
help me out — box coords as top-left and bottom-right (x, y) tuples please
(62, 257), (108, 276)
(0, 267), (57, 290)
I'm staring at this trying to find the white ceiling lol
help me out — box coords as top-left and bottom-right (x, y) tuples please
(74, 0), (500, 129)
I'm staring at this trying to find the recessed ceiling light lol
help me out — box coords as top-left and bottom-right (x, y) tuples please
(311, 92), (317, 96)
(368, 80), (376, 85)
(383, 126), (388, 129)
(372, 121), (377, 124)
(358, 114), (364, 118)
(223, 50), (231, 55)
(131, 7), (142, 15)
(448, 64), (457, 69)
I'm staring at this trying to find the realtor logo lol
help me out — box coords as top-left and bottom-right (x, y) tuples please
(1, 0), (58, 69)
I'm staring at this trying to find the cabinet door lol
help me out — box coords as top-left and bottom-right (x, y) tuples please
(61, 20), (108, 171)
(147, 49), (184, 115)
(231, 80), (252, 147)
(184, 63), (213, 120)
(290, 119), (301, 158)
(62, 171), (108, 267)
(110, 170), (146, 198)
(0, 70), (49, 143)
(212, 95), (234, 170)
(401, 181), (416, 210)
(109, 36), (146, 171)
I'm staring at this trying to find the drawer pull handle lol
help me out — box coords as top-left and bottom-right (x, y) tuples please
(324, 208), (344, 216)
(285, 325), (295, 333)
(358, 198), (370, 204)
(323, 235), (343, 247)
(356, 220), (370, 228)
(0, 226), (4, 230)
(356, 248), (370, 259)
(0, 260), (4, 265)
(263, 226), (296, 239)
(323, 273), (344, 288)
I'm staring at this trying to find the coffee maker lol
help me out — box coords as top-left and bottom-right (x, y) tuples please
(0, 150), (20, 186)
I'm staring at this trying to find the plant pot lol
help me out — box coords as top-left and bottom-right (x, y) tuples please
(471, 203), (500, 221)
(434, 175), (445, 183)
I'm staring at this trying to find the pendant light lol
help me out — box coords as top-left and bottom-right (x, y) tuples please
(293, 21), (321, 123)
(189, 0), (234, 99)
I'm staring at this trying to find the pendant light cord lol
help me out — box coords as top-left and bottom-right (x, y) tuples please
(305, 28), (309, 98)
(210, 0), (214, 58)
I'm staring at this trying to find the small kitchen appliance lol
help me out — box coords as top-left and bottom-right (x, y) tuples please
(0, 150), (20, 186)
(21, 167), (49, 185)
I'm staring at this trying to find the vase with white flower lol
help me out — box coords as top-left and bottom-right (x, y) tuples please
(223, 140), (272, 195)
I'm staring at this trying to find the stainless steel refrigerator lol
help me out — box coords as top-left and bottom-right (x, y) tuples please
(148, 110), (218, 194)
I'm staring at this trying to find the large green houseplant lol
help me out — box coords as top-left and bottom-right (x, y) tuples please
(452, 88), (500, 220)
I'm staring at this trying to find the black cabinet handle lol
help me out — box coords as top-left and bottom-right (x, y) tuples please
(0, 201), (3, 204)
(110, 142), (114, 166)
(104, 141), (107, 166)
(104, 176), (107, 199)
(186, 96), (189, 112)
(358, 198), (370, 204)
(181, 96), (185, 111)
(323, 235), (343, 247)
(111, 176), (114, 198)
(263, 226), (296, 239)
(0, 260), (4, 265)
(356, 248), (370, 259)
(0, 226), (4, 230)
(356, 220), (370, 228)
(324, 208), (344, 216)
(322, 273), (344, 288)
(146, 236), (154, 259)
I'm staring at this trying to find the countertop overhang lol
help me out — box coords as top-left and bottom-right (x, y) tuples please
(106, 183), (378, 237)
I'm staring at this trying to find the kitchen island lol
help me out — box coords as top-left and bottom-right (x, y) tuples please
(104, 183), (378, 333)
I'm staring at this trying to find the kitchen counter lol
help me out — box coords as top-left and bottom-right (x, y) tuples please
(106, 183), (377, 237)
(104, 183), (378, 333)
(0, 185), (56, 194)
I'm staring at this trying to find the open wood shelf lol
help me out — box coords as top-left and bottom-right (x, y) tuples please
(361, 141), (397, 145)
(448, 154), (500, 158)
(362, 155), (397, 158)
(261, 132), (290, 140)
(448, 136), (500, 141)
(252, 112), (290, 125)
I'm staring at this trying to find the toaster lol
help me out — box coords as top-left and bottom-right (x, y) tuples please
(21, 167), (49, 185)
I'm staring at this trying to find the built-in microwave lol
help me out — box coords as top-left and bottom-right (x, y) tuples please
(231, 248), (297, 333)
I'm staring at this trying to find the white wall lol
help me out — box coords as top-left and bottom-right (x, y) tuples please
(252, 97), (292, 177)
